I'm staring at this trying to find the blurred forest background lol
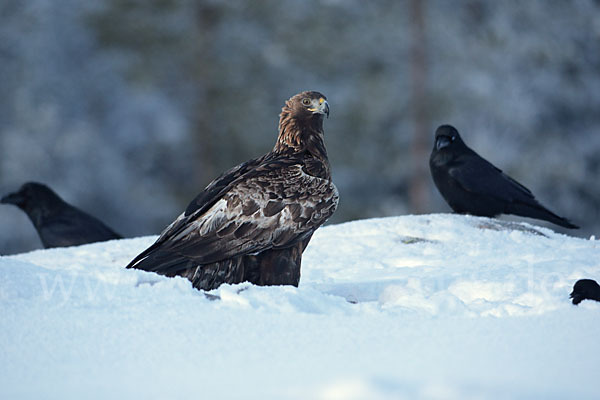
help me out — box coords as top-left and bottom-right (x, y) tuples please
(1, 0), (599, 254)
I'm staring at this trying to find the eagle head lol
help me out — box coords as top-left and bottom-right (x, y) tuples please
(275, 91), (330, 155)
(285, 91), (329, 119)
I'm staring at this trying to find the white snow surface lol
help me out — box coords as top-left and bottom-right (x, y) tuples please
(1, 214), (599, 399)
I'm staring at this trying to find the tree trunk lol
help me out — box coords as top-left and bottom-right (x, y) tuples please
(409, 0), (430, 214)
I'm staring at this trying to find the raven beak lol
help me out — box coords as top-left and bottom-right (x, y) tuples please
(1, 191), (24, 206)
(435, 136), (451, 150)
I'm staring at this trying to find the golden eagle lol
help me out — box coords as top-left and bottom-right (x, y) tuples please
(126, 91), (338, 290)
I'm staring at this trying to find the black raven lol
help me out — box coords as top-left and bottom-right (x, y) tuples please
(429, 125), (578, 229)
(570, 279), (600, 305)
(126, 91), (338, 291)
(1, 182), (122, 248)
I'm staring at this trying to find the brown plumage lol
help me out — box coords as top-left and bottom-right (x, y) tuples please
(126, 91), (338, 290)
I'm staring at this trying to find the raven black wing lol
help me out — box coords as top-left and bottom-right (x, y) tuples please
(448, 155), (534, 203)
(38, 207), (122, 248)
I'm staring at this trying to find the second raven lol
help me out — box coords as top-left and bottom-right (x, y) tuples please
(429, 125), (578, 229)
(1, 182), (122, 248)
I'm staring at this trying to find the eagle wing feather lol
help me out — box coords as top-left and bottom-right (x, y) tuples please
(127, 157), (337, 276)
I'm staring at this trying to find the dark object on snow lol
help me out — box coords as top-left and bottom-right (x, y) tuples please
(126, 91), (338, 291)
(429, 125), (578, 229)
(1, 182), (122, 248)
(570, 279), (600, 305)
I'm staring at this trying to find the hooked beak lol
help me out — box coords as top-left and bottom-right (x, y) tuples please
(309, 98), (330, 118)
(321, 99), (330, 118)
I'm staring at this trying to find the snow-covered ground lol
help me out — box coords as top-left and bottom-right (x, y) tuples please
(1, 214), (599, 399)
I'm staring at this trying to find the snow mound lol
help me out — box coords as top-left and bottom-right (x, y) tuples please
(1, 214), (599, 399)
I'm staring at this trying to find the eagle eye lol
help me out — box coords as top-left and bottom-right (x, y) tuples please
(301, 98), (311, 106)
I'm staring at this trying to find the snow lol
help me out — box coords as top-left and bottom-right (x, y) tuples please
(1, 214), (599, 399)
